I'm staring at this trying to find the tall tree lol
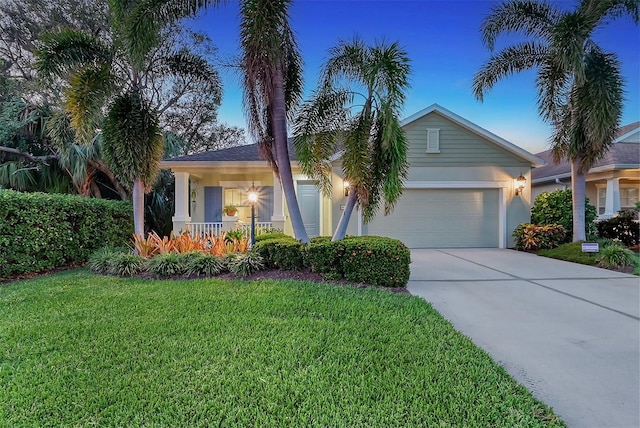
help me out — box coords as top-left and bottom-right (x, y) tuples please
(473, 0), (638, 241)
(239, 0), (309, 243)
(293, 37), (411, 241)
(35, 0), (223, 236)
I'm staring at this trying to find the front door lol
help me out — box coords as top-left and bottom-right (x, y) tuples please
(296, 181), (320, 238)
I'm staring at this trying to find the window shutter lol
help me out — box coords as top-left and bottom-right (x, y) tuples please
(426, 128), (440, 153)
(204, 186), (222, 222)
(257, 186), (274, 222)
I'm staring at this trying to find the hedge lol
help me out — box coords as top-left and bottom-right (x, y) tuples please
(0, 190), (133, 278)
(596, 210), (639, 247)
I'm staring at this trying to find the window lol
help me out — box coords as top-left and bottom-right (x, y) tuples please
(224, 188), (251, 220)
(621, 187), (639, 210)
(597, 185), (639, 215)
(426, 128), (440, 153)
(598, 187), (606, 215)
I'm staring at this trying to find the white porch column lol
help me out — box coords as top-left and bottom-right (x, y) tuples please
(172, 171), (191, 232)
(604, 178), (621, 217)
(271, 172), (286, 230)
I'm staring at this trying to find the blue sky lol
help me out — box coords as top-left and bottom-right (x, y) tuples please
(188, 0), (640, 154)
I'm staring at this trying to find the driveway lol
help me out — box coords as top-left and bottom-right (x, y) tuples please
(407, 249), (639, 428)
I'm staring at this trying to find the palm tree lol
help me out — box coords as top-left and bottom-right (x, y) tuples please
(239, 0), (309, 244)
(35, 0), (222, 237)
(293, 37), (411, 241)
(473, 0), (638, 241)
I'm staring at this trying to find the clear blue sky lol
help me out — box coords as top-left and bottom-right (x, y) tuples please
(187, 0), (640, 154)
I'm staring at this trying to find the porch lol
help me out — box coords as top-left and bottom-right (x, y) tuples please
(186, 221), (274, 238)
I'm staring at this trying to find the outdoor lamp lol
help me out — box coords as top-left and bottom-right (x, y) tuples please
(247, 182), (259, 246)
(343, 180), (350, 197)
(515, 173), (526, 196)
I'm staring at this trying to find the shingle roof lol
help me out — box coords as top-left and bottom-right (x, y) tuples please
(164, 141), (298, 162)
(532, 139), (640, 182)
(615, 121), (640, 141)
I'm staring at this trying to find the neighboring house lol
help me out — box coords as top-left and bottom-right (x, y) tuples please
(160, 104), (544, 248)
(532, 122), (640, 219)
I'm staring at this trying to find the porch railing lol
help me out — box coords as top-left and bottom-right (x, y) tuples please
(186, 222), (273, 238)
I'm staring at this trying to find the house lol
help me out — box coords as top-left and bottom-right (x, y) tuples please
(531, 122), (640, 218)
(160, 104), (544, 248)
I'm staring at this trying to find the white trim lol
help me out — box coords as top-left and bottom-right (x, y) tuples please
(400, 103), (545, 167)
(498, 187), (507, 249)
(219, 181), (263, 188)
(614, 127), (640, 143)
(404, 180), (511, 189)
(161, 160), (300, 169)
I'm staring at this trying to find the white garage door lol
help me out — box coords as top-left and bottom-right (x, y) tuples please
(366, 189), (499, 248)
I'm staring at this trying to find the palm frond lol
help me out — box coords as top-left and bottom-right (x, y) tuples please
(473, 42), (548, 101)
(36, 29), (112, 81)
(481, 0), (559, 50)
(157, 49), (222, 101)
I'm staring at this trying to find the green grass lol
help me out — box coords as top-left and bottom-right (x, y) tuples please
(0, 270), (564, 427)
(539, 241), (640, 275)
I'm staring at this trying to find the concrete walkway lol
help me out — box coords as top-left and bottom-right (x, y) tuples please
(407, 249), (639, 428)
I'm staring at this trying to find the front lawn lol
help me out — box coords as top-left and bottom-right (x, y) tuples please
(539, 241), (640, 275)
(1, 270), (563, 426)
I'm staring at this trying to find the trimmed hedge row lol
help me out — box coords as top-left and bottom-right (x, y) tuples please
(0, 190), (133, 278)
(255, 234), (411, 287)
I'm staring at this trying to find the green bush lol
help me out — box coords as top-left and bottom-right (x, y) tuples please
(229, 251), (265, 277)
(253, 237), (304, 270)
(597, 243), (637, 269)
(147, 253), (186, 278)
(303, 240), (346, 279)
(531, 189), (597, 241)
(339, 236), (411, 287)
(254, 231), (290, 243)
(88, 247), (130, 275)
(596, 209), (639, 247)
(512, 224), (567, 251)
(0, 189), (133, 278)
(183, 252), (224, 277)
(110, 253), (147, 277)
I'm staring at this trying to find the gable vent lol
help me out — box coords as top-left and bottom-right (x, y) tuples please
(426, 128), (440, 153)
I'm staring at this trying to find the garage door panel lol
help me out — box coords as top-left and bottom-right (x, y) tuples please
(366, 189), (498, 248)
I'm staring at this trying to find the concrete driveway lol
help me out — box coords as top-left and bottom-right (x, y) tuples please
(407, 249), (639, 428)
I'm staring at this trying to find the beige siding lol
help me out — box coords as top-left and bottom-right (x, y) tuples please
(403, 112), (531, 168)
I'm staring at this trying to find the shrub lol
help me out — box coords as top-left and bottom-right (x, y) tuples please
(109, 253), (147, 277)
(597, 243), (637, 269)
(146, 253), (185, 278)
(310, 236), (332, 244)
(254, 231), (290, 243)
(183, 252), (224, 277)
(88, 247), (127, 275)
(253, 236), (304, 270)
(339, 236), (411, 287)
(596, 209), (639, 247)
(531, 189), (597, 241)
(303, 240), (345, 279)
(229, 251), (265, 277)
(513, 224), (567, 251)
(0, 189), (133, 278)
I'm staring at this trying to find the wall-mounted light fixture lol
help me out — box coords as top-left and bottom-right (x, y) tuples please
(343, 180), (350, 197)
(514, 173), (526, 196)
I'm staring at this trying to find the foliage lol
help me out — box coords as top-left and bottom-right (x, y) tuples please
(109, 252), (147, 277)
(0, 271), (563, 426)
(596, 210), (639, 247)
(146, 253), (185, 279)
(293, 37), (412, 237)
(596, 243), (637, 269)
(339, 236), (411, 287)
(538, 242), (599, 266)
(228, 251), (265, 277)
(512, 224), (567, 251)
(531, 190), (596, 241)
(253, 236), (304, 270)
(88, 247), (127, 275)
(0, 189), (132, 278)
(183, 252), (224, 277)
(254, 231), (290, 243)
(303, 239), (346, 280)
(473, 0), (638, 241)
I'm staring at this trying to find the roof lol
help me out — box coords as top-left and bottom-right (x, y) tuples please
(614, 121), (640, 142)
(532, 125), (640, 183)
(162, 140), (298, 163)
(401, 103), (545, 167)
(162, 103), (545, 167)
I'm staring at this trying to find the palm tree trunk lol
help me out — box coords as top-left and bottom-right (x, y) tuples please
(133, 178), (145, 237)
(272, 66), (310, 244)
(571, 157), (587, 241)
(332, 189), (357, 241)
